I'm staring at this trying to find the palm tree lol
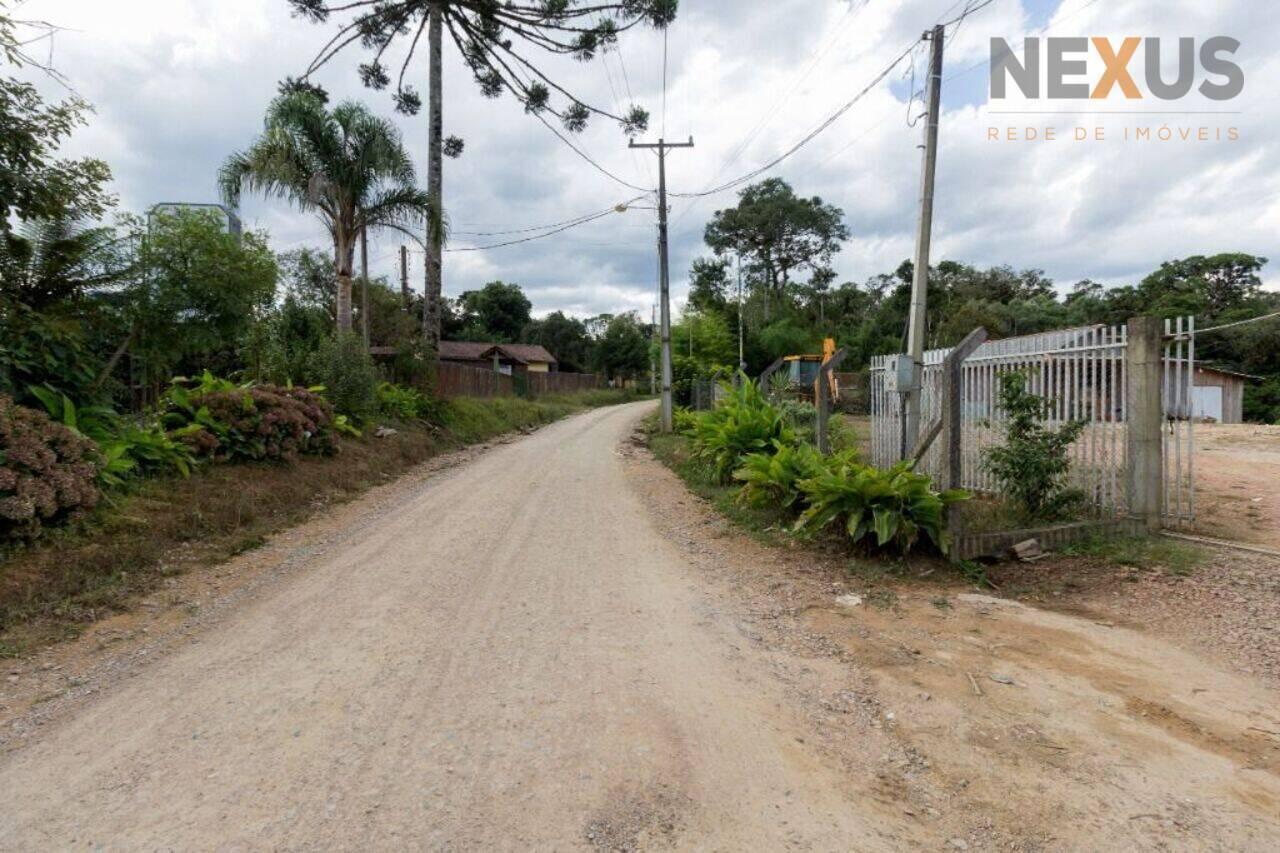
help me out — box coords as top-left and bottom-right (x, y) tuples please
(220, 93), (441, 333)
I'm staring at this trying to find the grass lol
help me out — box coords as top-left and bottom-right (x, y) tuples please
(0, 389), (642, 652)
(1059, 535), (1205, 575)
(646, 426), (796, 541)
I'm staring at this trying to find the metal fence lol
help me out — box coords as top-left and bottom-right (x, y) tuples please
(1163, 316), (1196, 525)
(871, 319), (1195, 524)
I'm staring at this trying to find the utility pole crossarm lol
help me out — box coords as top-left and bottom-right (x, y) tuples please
(628, 136), (695, 151)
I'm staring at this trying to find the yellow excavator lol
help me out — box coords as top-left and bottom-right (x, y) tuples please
(780, 338), (840, 404)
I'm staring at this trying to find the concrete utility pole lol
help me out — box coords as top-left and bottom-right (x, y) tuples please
(400, 245), (410, 312)
(360, 227), (370, 350)
(904, 24), (945, 453)
(650, 304), (658, 396)
(736, 255), (745, 372)
(629, 136), (694, 433)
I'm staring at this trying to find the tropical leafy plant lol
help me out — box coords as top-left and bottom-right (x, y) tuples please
(795, 458), (968, 555)
(689, 376), (795, 483)
(733, 440), (825, 509)
(26, 385), (194, 487)
(984, 371), (1086, 521)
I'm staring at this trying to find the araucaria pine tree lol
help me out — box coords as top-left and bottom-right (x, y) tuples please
(285, 0), (679, 350)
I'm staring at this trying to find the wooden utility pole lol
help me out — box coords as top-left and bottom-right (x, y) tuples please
(904, 24), (944, 452)
(360, 227), (370, 350)
(399, 245), (410, 312)
(629, 136), (693, 433)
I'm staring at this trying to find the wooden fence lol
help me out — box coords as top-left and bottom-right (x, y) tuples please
(433, 362), (603, 400)
(524, 371), (603, 397)
(435, 362), (515, 399)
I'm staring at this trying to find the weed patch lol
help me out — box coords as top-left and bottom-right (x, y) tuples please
(1060, 535), (1205, 575)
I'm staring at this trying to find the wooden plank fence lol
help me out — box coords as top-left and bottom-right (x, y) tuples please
(525, 371), (603, 397)
(433, 362), (603, 400)
(435, 362), (515, 399)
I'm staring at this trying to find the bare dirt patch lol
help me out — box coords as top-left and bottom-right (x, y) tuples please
(1191, 422), (1280, 550)
(628, 425), (1280, 851)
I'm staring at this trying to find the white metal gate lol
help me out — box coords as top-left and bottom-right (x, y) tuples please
(870, 319), (1195, 525)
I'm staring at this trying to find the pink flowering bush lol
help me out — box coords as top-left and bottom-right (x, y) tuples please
(162, 382), (338, 463)
(0, 394), (101, 540)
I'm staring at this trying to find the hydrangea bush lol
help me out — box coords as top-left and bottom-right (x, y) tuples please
(0, 394), (101, 540)
(162, 383), (339, 463)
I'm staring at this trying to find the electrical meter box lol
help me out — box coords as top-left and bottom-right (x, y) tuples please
(883, 354), (918, 394)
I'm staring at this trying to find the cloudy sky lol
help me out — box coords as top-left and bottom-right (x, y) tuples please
(13, 0), (1278, 317)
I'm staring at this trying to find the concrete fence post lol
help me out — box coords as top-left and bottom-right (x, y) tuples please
(1127, 316), (1164, 532)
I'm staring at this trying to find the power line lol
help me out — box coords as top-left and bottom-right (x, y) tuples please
(433, 196), (648, 252)
(941, 0), (1102, 85)
(1177, 310), (1280, 338)
(451, 196), (648, 237)
(668, 38), (920, 200)
(688, 0), (868, 205)
(531, 111), (655, 192)
(610, 28), (656, 186)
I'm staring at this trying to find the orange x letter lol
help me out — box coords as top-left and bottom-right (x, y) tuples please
(1091, 37), (1142, 99)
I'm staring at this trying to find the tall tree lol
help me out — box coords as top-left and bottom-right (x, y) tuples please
(595, 311), (649, 381)
(0, 11), (114, 239)
(704, 178), (848, 320)
(523, 310), (592, 372)
(686, 257), (730, 314)
(284, 0), (678, 349)
(455, 280), (531, 342)
(220, 93), (436, 334)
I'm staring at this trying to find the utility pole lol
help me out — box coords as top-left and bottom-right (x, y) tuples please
(736, 255), (745, 372)
(360, 227), (370, 350)
(650, 304), (658, 396)
(903, 24), (944, 454)
(629, 136), (694, 433)
(399, 245), (410, 312)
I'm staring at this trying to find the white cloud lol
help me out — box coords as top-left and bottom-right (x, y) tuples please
(13, 0), (1277, 314)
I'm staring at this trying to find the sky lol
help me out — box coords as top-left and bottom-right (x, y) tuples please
(12, 0), (1279, 318)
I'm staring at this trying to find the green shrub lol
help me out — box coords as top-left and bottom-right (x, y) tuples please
(733, 441), (825, 509)
(690, 377), (795, 483)
(27, 386), (193, 487)
(672, 406), (699, 434)
(311, 333), (377, 420)
(776, 398), (818, 444)
(984, 371), (1086, 521)
(0, 303), (101, 406)
(161, 380), (338, 463)
(375, 381), (445, 424)
(795, 458), (968, 555)
(0, 394), (101, 540)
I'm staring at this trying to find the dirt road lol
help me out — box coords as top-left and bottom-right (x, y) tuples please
(2, 403), (1278, 850)
(0, 404), (917, 850)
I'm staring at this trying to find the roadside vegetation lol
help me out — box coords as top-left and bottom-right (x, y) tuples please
(0, 388), (642, 654)
(0, 12), (653, 653)
(651, 378), (968, 558)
